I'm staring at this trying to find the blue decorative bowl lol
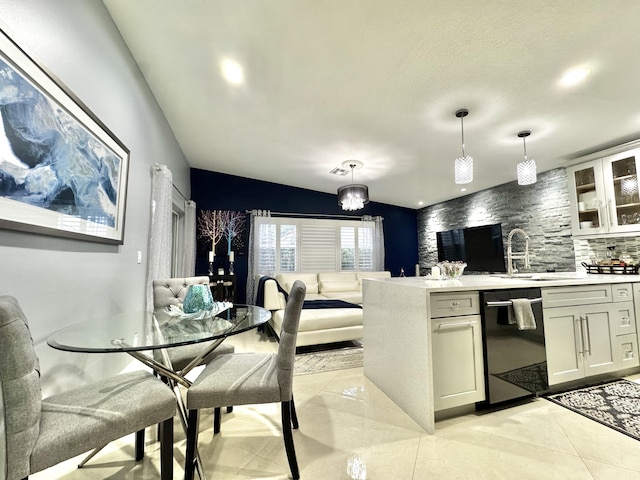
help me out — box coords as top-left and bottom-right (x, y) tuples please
(182, 284), (214, 313)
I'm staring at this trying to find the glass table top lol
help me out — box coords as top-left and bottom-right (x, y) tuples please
(47, 304), (271, 353)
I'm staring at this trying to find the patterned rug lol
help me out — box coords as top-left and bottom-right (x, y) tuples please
(546, 379), (640, 441)
(493, 361), (549, 393)
(294, 342), (363, 375)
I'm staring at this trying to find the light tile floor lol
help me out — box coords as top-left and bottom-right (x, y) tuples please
(32, 329), (640, 479)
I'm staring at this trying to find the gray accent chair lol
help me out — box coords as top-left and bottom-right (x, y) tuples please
(184, 280), (306, 480)
(152, 276), (235, 371)
(0, 295), (177, 480)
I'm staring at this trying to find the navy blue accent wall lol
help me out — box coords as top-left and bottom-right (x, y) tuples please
(191, 168), (418, 302)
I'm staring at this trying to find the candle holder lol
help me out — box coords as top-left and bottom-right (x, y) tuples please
(229, 261), (235, 275)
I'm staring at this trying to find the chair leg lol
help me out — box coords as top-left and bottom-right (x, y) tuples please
(281, 401), (300, 480)
(159, 417), (174, 480)
(157, 375), (170, 441)
(290, 396), (299, 429)
(185, 410), (200, 480)
(135, 429), (145, 461)
(214, 406), (221, 434)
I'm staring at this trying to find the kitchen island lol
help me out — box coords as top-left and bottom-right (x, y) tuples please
(362, 273), (640, 434)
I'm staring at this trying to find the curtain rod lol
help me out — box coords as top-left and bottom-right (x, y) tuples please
(172, 183), (188, 202)
(245, 210), (382, 220)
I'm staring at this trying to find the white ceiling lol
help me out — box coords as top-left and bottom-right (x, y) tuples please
(103, 0), (640, 209)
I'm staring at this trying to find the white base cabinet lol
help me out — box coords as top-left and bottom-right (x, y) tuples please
(543, 284), (639, 386)
(432, 315), (484, 410)
(430, 293), (485, 410)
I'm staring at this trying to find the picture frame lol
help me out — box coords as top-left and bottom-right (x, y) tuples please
(0, 27), (129, 244)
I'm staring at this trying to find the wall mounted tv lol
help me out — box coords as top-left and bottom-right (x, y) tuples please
(436, 223), (506, 273)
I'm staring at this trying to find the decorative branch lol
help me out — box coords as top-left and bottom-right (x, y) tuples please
(197, 209), (225, 250)
(223, 211), (246, 254)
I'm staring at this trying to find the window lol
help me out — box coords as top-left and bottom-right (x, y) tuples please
(254, 217), (376, 275)
(280, 224), (297, 271)
(340, 226), (374, 270)
(170, 192), (186, 277)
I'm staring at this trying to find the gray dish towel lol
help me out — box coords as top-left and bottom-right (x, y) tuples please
(511, 298), (536, 330)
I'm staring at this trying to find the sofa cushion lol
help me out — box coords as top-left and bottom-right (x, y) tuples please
(276, 273), (318, 294)
(304, 293), (325, 301)
(319, 280), (360, 293)
(317, 272), (357, 283)
(321, 292), (363, 304)
(273, 307), (362, 332)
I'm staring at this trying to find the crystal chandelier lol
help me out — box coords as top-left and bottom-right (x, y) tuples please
(337, 161), (369, 211)
(517, 130), (537, 185)
(454, 109), (473, 184)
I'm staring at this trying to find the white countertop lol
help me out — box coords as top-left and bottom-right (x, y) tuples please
(368, 272), (640, 292)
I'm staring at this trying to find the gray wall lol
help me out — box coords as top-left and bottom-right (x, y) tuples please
(418, 168), (576, 274)
(0, 1), (190, 394)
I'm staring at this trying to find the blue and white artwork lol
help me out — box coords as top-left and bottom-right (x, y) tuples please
(0, 55), (121, 228)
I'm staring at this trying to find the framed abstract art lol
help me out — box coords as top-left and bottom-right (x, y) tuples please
(0, 27), (129, 244)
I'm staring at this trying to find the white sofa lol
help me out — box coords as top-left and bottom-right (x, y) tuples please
(260, 271), (390, 347)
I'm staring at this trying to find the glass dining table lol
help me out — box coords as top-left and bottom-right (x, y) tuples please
(47, 304), (271, 480)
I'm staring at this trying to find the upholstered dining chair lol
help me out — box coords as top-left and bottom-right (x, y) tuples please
(152, 276), (235, 372)
(184, 280), (306, 480)
(0, 295), (177, 480)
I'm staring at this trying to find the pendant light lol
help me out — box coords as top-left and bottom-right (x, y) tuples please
(454, 109), (473, 184)
(517, 130), (537, 185)
(337, 160), (369, 211)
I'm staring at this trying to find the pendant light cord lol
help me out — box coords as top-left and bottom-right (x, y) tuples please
(460, 115), (466, 157)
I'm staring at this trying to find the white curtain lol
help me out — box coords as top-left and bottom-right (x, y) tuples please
(179, 200), (197, 277)
(246, 209), (271, 304)
(365, 215), (385, 271)
(146, 164), (173, 312)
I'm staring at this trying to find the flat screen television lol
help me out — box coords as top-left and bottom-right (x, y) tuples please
(436, 223), (506, 273)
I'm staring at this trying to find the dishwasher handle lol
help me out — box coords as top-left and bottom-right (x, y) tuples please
(485, 297), (542, 307)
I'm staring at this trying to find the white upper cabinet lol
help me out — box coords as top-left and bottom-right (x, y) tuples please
(568, 148), (640, 236)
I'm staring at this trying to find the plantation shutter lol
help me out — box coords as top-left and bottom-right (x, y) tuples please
(300, 222), (337, 271)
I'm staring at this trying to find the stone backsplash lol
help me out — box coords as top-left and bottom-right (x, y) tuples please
(574, 236), (640, 270)
(417, 168), (576, 274)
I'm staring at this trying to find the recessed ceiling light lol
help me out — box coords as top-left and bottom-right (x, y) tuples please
(460, 188), (467, 192)
(220, 58), (244, 85)
(559, 66), (591, 87)
(418, 201), (424, 206)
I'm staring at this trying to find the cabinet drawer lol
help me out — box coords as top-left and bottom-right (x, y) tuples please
(610, 301), (636, 336)
(542, 284), (612, 308)
(614, 334), (640, 370)
(612, 283), (633, 302)
(430, 292), (480, 318)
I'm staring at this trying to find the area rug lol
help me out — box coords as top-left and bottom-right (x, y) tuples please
(493, 361), (549, 393)
(294, 342), (363, 375)
(546, 379), (640, 441)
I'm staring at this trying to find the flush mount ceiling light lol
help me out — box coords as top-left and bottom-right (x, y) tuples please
(220, 58), (244, 85)
(337, 160), (369, 211)
(517, 130), (537, 185)
(559, 66), (591, 87)
(454, 109), (473, 184)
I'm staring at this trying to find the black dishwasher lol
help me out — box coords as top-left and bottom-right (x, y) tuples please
(477, 288), (548, 408)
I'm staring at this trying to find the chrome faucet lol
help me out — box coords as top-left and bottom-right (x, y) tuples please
(507, 228), (530, 275)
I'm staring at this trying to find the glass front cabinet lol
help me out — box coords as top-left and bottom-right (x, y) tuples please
(568, 149), (640, 236)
